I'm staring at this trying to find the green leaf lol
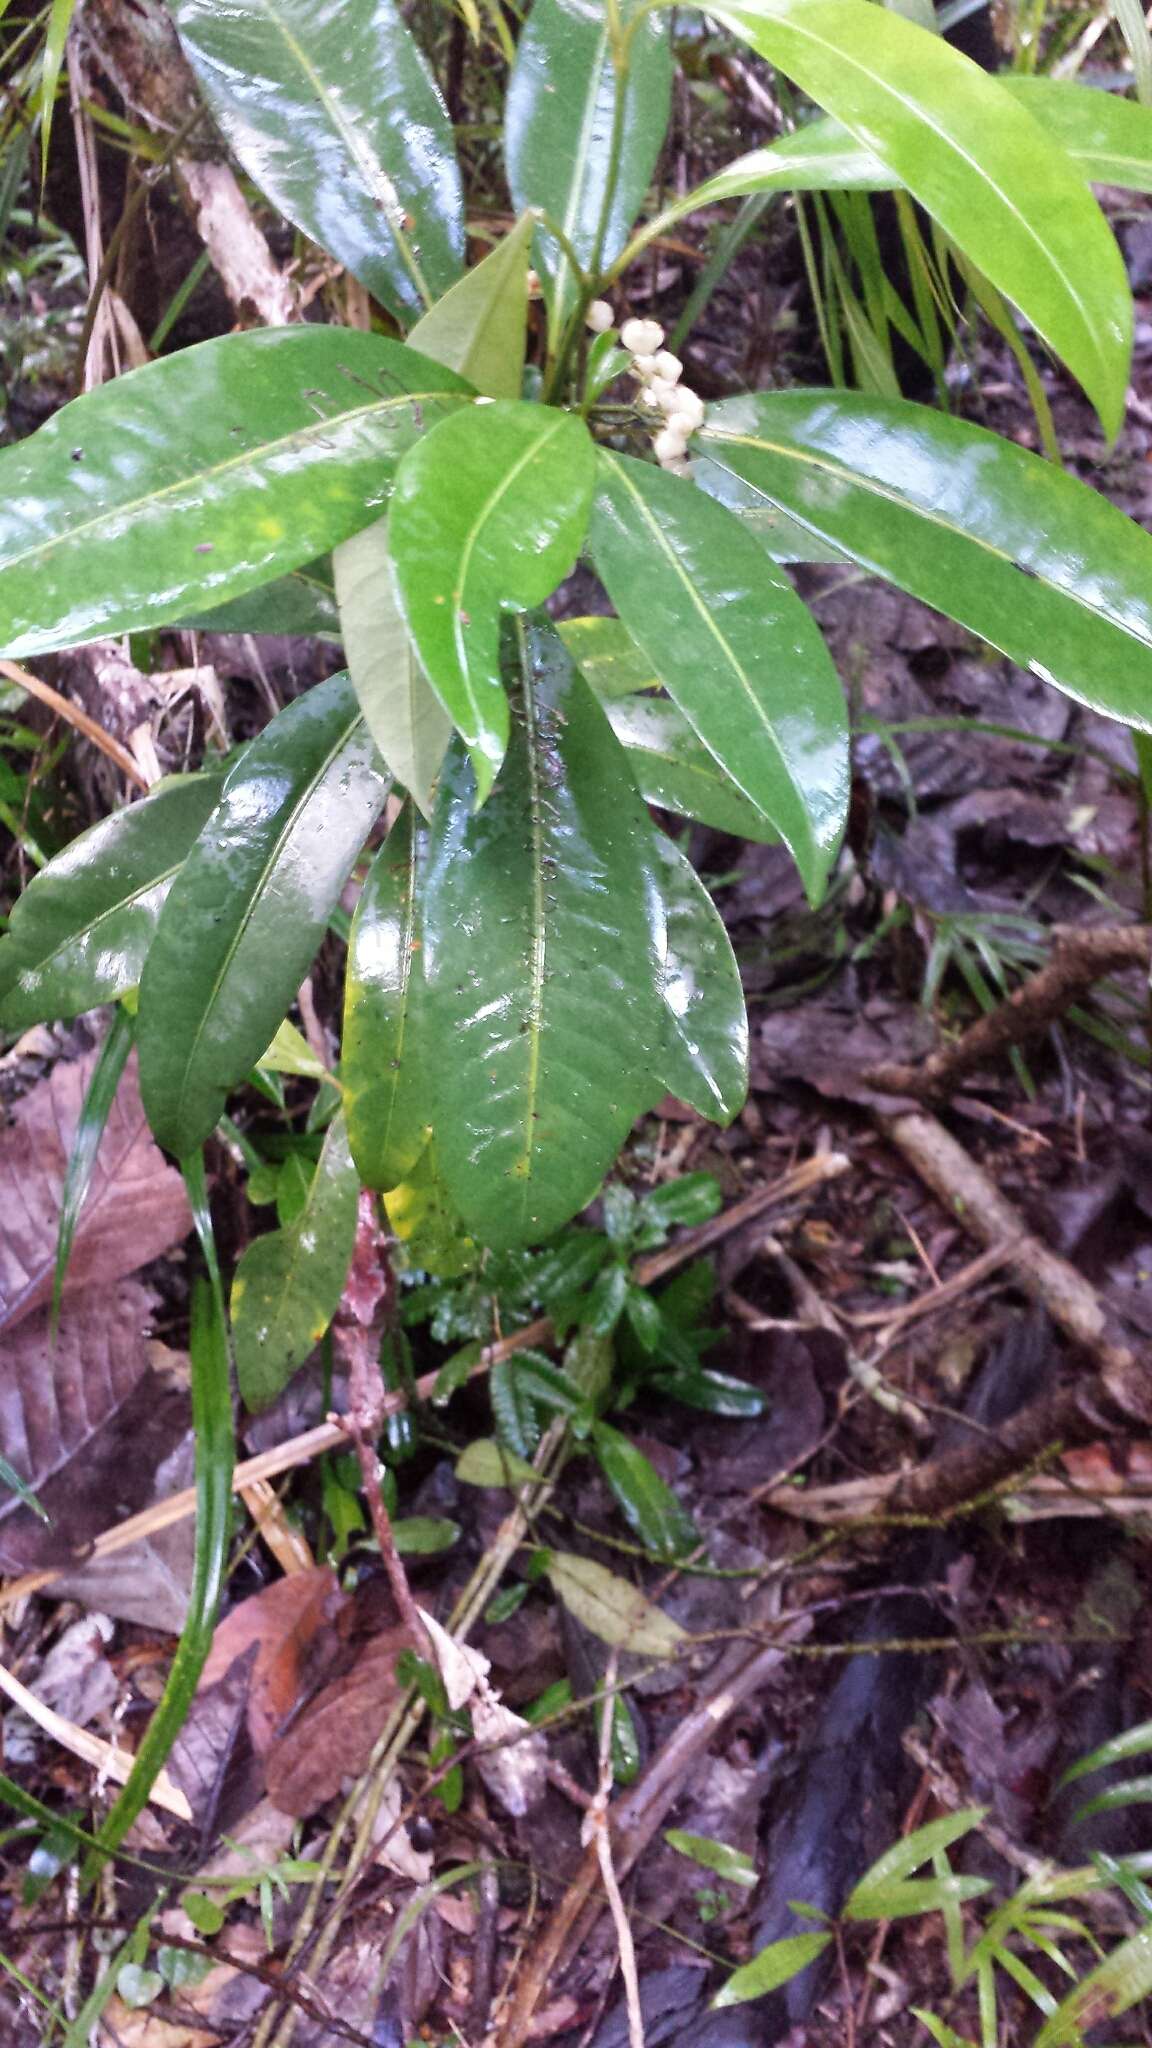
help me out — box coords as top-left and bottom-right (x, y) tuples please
(52, 1007), (135, 1331)
(231, 1111), (359, 1410)
(847, 1808), (986, 1895)
(654, 1367), (764, 1416)
(589, 451), (848, 899)
(698, 389), (1152, 734)
(333, 517), (451, 814)
(505, 0), (672, 337)
(409, 214), (535, 398)
(704, 0), (1131, 435)
(418, 619), (667, 1247)
(711, 1931), (833, 2007)
(665, 1830), (758, 1887)
(1059, 1714), (1152, 1788)
(392, 1516), (459, 1554)
(845, 1875), (990, 1920)
(0, 330), (471, 659)
(591, 1420), (698, 1557)
(171, 0), (464, 321)
(139, 674), (387, 1157)
(1002, 77), (1152, 193)
(257, 1018), (329, 1081)
(0, 774), (222, 1029)
(910, 2011), (977, 2048)
(1072, 1773), (1152, 1822)
(456, 1437), (541, 1486)
(1035, 1925), (1152, 2045)
(344, 805), (433, 1192)
(604, 695), (782, 842)
(383, 1137), (476, 1277)
(491, 1355), (542, 1456)
(387, 401), (596, 800)
(173, 562), (340, 639)
(544, 1550), (687, 1656)
(558, 615), (661, 699)
(647, 828), (748, 1122)
(641, 1175), (722, 1230)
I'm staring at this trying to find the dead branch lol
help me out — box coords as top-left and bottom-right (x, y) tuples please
(865, 924), (1152, 1101)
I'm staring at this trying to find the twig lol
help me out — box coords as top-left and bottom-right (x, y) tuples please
(0, 1659), (191, 1820)
(865, 924), (1152, 1101)
(584, 1652), (644, 2048)
(0, 661), (149, 790)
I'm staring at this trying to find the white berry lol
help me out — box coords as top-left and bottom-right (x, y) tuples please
(654, 422), (690, 464)
(669, 386), (705, 432)
(652, 350), (682, 384)
(585, 299), (614, 333)
(621, 316), (664, 355)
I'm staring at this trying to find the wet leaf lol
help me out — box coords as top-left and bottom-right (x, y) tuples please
(344, 806), (433, 1194)
(646, 828), (748, 1123)
(707, 0), (1131, 435)
(388, 401), (596, 800)
(848, 1808), (986, 1895)
(0, 329), (470, 659)
(171, 0), (464, 321)
(0, 1049), (190, 1333)
(711, 1931), (833, 2007)
(231, 1113), (360, 1411)
(591, 1420), (698, 1557)
(333, 519), (451, 815)
(138, 673), (388, 1158)
(409, 213), (535, 398)
(418, 620), (668, 1247)
(383, 1137), (476, 1276)
(665, 1829), (758, 1887)
(0, 776), (223, 1030)
(557, 615), (661, 698)
(544, 1550), (686, 1656)
(175, 561), (341, 639)
(589, 450), (848, 900)
(506, 0), (672, 338)
(604, 695), (782, 842)
(265, 1623), (415, 1815)
(699, 388), (1152, 735)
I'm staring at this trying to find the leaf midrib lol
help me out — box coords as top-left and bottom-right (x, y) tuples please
(8, 858), (187, 996)
(699, 423), (1152, 657)
(450, 412), (570, 733)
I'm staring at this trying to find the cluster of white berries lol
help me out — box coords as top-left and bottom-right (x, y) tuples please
(585, 303), (705, 475)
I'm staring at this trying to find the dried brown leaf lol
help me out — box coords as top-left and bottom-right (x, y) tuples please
(265, 1624), (414, 1816)
(0, 1047), (190, 1332)
(199, 1567), (345, 1755)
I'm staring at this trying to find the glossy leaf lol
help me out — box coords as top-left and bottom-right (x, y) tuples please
(171, 0), (464, 321)
(591, 1420), (698, 1557)
(51, 1007), (135, 1332)
(175, 563), (340, 640)
(419, 620), (667, 1248)
(589, 451), (848, 898)
(605, 694), (781, 842)
(698, 389), (1152, 733)
(409, 213), (535, 398)
(344, 805), (433, 1192)
(333, 517), (451, 812)
(505, 0), (672, 336)
(383, 1138), (476, 1277)
(845, 1875), (990, 1920)
(0, 329), (471, 659)
(139, 674), (388, 1157)
(647, 828), (748, 1122)
(544, 1550), (686, 1657)
(850, 1810), (986, 1894)
(665, 1830), (758, 1887)
(690, 79), (1152, 214)
(712, 1932), (833, 2007)
(0, 774), (223, 1029)
(231, 1112), (359, 1410)
(654, 1366), (765, 1416)
(1035, 1925), (1152, 2045)
(388, 402), (596, 801)
(558, 615), (660, 698)
(1059, 1715), (1152, 1787)
(456, 1437), (540, 1486)
(704, 0), (1131, 433)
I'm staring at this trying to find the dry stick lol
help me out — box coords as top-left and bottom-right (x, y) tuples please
(584, 1651), (645, 2048)
(0, 661), (149, 792)
(0, 1660), (191, 1820)
(864, 923), (1152, 1101)
(1, 1157), (845, 1615)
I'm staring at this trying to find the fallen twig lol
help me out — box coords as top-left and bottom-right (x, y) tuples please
(0, 1658), (191, 1820)
(0, 661), (149, 791)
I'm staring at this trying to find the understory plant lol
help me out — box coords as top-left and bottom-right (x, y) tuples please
(5, 0), (1152, 1844)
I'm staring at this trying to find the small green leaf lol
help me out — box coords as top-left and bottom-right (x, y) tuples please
(333, 518), (452, 815)
(139, 675), (387, 1158)
(257, 1019), (329, 1081)
(646, 830), (748, 1123)
(604, 695), (783, 842)
(0, 775), (222, 1029)
(383, 1137), (476, 1277)
(665, 1829), (758, 1888)
(558, 615), (661, 698)
(181, 1892), (225, 1937)
(505, 0), (672, 339)
(393, 1517), (459, 1554)
(711, 1931), (833, 2008)
(847, 1808), (986, 1896)
(700, 388), (1152, 735)
(116, 1964), (163, 2010)
(844, 1875), (990, 1921)
(344, 805), (434, 1193)
(591, 1420), (698, 1558)
(640, 1175), (723, 1231)
(456, 1438), (541, 1487)
(544, 1550), (687, 1657)
(52, 1006), (135, 1330)
(589, 451), (848, 900)
(491, 1355), (542, 1457)
(388, 402), (596, 799)
(1059, 1715), (1152, 1788)
(231, 1111), (359, 1411)
(654, 1368), (764, 1417)
(0, 330), (470, 659)
(171, 0), (464, 321)
(409, 214), (535, 398)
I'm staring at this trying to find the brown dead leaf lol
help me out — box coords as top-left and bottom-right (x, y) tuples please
(0, 1287), (189, 1578)
(265, 1623), (414, 1815)
(200, 1567), (345, 1755)
(0, 1046), (190, 1332)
